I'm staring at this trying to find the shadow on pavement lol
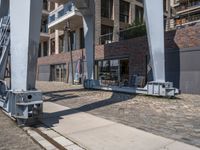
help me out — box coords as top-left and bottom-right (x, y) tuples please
(42, 91), (136, 127)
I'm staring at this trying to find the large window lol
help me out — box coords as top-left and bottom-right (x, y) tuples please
(135, 5), (144, 23)
(96, 58), (129, 86)
(101, 0), (113, 19)
(50, 64), (66, 82)
(120, 0), (130, 23)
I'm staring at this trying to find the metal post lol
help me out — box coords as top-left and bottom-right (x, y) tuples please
(65, 21), (74, 85)
(10, 0), (43, 90)
(82, 14), (95, 80)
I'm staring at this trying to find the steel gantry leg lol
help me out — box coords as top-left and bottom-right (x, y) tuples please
(81, 0), (178, 97)
(0, 0), (43, 125)
(144, 0), (165, 82)
(10, 0), (42, 90)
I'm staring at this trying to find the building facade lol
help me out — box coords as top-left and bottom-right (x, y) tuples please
(38, 0), (171, 85)
(171, 0), (200, 27)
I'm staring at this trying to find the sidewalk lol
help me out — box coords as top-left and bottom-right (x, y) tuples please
(41, 102), (200, 150)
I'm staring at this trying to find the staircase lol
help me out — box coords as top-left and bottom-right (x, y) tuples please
(0, 16), (10, 80)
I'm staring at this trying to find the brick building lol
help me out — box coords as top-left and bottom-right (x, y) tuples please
(37, 0), (200, 94)
(38, 0), (171, 81)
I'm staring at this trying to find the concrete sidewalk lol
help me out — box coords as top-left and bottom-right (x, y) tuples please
(42, 102), (200, 150)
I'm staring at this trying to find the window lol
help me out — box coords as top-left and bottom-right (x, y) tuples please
(49, 14), (55, 23)
(50, 64), (66, 82)
(70, 31), (76, 50)
(100, 25), (113, 44)
(135, 5), (144, 23)
(50, 38), (55, 55)
(41, 18), (48, 33)
(49, 2), (55, 11)
(59, 35), (64, 53)
(96, 58), (129, 86)
(38, 43), (41, 57)
(43, 41), (48, 56)
(163, 0), (168, 12)
(80, 28), (85, 49)
(136, 0), (143, 3)
(43, 0), (48, 10)
(101, 0), (113, 19)
(120, 0), (130, 23)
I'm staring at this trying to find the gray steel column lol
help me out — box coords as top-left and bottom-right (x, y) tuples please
(83, 15), (95, 80)
(144, 0), (165, 82)
(10, 0), (42, 90)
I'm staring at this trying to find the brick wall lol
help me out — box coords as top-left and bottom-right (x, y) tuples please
(38, 23), (200, 93)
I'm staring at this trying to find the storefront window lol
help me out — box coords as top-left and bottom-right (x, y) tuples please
(96, 58), (129, 86)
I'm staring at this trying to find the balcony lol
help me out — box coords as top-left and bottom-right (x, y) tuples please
(48, 2), (82, 30)
(175, 13), (200, 26)
(40, 24), (49, 42)
(176, 0), (200, 14)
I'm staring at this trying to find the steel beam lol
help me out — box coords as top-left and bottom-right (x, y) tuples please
(83, 15), (95, 80)
(10, 0), (43, 90)
(79, 0), (95, 80)
(144, 0), (165, 82)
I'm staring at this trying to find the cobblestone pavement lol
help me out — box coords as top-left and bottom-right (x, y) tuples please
(0, 111), (43, 150)
(37, 81), (200, 148)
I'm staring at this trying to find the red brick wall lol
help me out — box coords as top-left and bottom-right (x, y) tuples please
(37, 24), (200, 82)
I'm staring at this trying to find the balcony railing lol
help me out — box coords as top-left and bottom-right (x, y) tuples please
(175, 13), (200, 26)
(99, 24), (147, 45)
(176, 0), (200, 12)
(99, 17), (200, 45)
(48, 2), (78, 24)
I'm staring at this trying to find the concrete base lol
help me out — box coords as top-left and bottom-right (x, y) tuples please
(41, 102), (200, 150)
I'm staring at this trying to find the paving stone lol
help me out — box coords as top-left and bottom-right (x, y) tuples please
(53, 136), (74, 147)
(38, 139), (56, 150)
(28, 130), (46, 141)
(36, 81), (200, 148)
(65, 144), (84, 150)
(43, 129), (61, 138)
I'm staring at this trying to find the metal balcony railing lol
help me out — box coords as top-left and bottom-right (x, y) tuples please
(99, 17), (200, 45)
(175, 13), (200, 26)
(176, 0), (200, 12)
(48, 2), (77, 24)
(99, 24), (147, 45)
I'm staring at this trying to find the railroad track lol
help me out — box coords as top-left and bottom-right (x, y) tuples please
(24, 123), (85, 150)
